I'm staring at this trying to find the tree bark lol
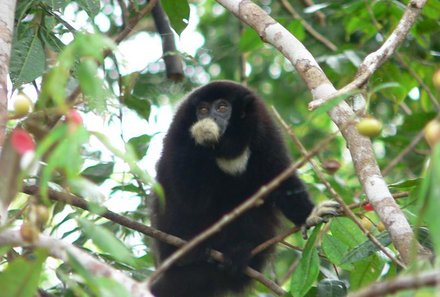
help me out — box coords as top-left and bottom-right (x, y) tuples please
(0, 0), (17, 148)
(215, 0), (429, 264)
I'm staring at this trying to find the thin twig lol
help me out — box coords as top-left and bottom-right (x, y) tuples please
(395, 54), (440, 111)
(251, 191), (409, 256)
(382, 130), (425, 176)
(22, 185), (285, 296)
(300, 0), (326, 25)
(148, 126), (342, 285)
(271, 107), (406, 268)
(278, 0), (337, 51)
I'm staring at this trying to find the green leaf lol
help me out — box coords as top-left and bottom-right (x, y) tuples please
(75, 33), (115, 62)
(388, 178), (423, 189)
(349, 255), (384, 290)
(81, 162), (115, 184)
(321, 234), (353, 270)
(15, 0), (36, 22)
(127, 135), (152, 160)
(0, 246), (11, 258)
(290, 227), (321, 297)
(287, 20), (306, 41)
(417, 227), (433, 251)
(77, 59), (108, 112)
(317, 279), (347, 297)
(95, 278), (132, 297)
(312, 90), (358, 117)
(341, 232), (392, 264)
(77, 218), (136, 266)
(422, 144), (440, 256)
(161, 0), (190, 35)
(111, 184), (144, 195)
(10, 28), (46, 88)
(40, 30), (66, 53)
(76, 0), (100, 17)
(38, 125), (89, 200)
(401, 112), (436, 133)
(330, 217), (366, 248)
(369, 82), (401, 94)
(239, 27), (263, 53)
(124, 95), (151, 120)
(42, 0), (70, 10)
(0, 249), (48, 297)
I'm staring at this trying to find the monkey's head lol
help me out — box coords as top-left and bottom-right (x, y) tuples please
(163, 81), (279, 176)
(186, 81), (256, 148)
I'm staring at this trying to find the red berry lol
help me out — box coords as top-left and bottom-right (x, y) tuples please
(11, 128), (35, 155)
(363, 203), (374, 212)
(67, 109), (83, 126)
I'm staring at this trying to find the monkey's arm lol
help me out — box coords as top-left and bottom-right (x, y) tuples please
(273, 176), (340, 230)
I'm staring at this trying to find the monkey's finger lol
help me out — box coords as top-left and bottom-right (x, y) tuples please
(301, 225), (309, 240)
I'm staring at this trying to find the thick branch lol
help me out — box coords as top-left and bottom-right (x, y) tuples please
(348, 270), (440, 297)
(308, 0), (428, 110)
(0, 0), (16, 148)
(215, 0), (429, 263)
(272, 108), (405, 268)
(0, 229), (153, 297)
(152, 3), (184, 82)
(22, 185), (285, 296)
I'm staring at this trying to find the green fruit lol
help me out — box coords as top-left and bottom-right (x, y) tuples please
(356, 118), (382, 137)
(13, 93), (32, 117)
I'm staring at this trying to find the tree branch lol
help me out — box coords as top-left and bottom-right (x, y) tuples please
(22, 184), (285, 296)
(215, 0), (430, 264)
(348, 269), (440, 297)
(149, 126), (341, 284)
(278, 0), (337, 51)
(272, 107), (405, 268)
(0, 229), (153, 297)
(0, 0), (16, 148)
(152, 3), (184, 82)
(308, 0), (428, 110)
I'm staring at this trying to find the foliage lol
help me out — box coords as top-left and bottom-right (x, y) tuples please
(1, 0), (440, 296)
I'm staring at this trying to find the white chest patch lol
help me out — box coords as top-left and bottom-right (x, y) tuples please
(216, 147), (251, 176)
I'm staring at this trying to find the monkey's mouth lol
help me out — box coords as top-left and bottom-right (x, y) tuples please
(190, 118), (220, 146)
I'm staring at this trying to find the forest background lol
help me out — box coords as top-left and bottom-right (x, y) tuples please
(0, 0), (440, 296)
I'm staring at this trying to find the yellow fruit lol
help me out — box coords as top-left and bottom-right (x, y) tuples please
(360, 217), (373, 231)
(424, 119), (440, 147)
(20, 222), (39, 243)
(13, 93), (32, 117)
(377, 222), (386, 232)
(433, 69), (440, 90)
(35, 205), (50, 225)
(356, 118), (382, 137)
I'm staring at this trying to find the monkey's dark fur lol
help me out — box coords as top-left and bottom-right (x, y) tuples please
(150, 81), (335, 297)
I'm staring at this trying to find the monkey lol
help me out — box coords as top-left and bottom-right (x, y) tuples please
(149, 80), (339, 297)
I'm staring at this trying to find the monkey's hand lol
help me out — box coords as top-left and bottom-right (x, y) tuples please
(301, 200), (340, 239)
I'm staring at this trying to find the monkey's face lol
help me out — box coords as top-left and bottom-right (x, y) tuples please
(190, 99), (232, 147)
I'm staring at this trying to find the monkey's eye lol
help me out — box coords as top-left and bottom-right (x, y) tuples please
(216, 101), (229, 113)
(198, 105), (210, 115)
